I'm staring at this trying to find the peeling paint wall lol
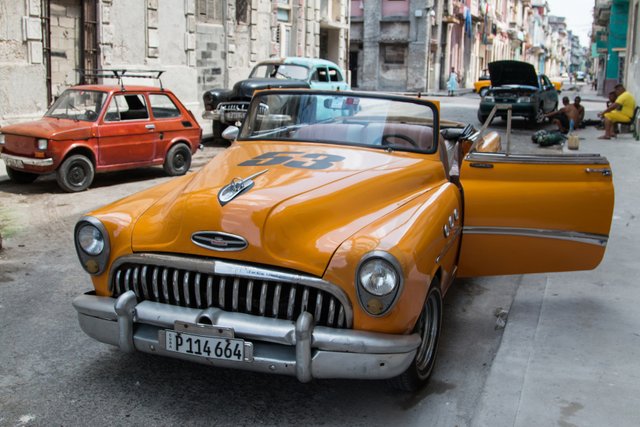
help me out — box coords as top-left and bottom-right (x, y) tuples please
(0, 0), (47, 125)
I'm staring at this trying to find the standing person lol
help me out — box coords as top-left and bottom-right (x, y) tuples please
(598, 84), (637, 139)
(573, 96), (585, 128)
(447, 67), (458, 96)
(545, 96), (579, 134)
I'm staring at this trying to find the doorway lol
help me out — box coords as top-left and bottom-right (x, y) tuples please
(42, 0), (98, 104)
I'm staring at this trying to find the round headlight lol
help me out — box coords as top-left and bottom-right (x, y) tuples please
(358, 258), (399, 296)
(77, 224), (105, 255)
(37, 138), (48, 150)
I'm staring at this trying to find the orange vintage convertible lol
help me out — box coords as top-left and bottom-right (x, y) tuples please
(72, 90), (614, 391)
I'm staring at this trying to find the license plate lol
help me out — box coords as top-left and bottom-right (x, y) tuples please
(4, 157), (24, 169)
(223, 111), (247, 122)
(164, 323), (249, 362)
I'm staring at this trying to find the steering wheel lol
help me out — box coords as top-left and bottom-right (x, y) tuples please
(84, 110), (98, 121)
(377, 133), (418, 148)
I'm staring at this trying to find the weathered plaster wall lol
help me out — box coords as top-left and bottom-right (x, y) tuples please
(0, 0), (47, 125)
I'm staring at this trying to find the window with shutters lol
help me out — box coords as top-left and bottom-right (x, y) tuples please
(197, 0), (223, 23)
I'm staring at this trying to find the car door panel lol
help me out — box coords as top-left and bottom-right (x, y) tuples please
(98, 93), (156, 167)
(458, 151), (614, 277)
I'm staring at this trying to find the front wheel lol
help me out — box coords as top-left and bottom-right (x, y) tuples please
(56, 154), (95, 192)
(477, 111), (489, 125)
(163, 143), (192, 176)
(389, 280), (443, 391)
(530, 104), (546, 125)
(212, 121), (229, 145)
(6, 167), (38, 184)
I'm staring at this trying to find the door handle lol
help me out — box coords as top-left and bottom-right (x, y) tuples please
(585, 168), (612, 176)
(145, 124), (155, 130)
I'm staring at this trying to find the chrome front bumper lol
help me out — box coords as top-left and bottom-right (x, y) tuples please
(1, 153), (54, 167)
(73, 291), (420, 382)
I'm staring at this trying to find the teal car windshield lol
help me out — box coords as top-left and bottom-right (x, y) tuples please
(240, 91), (438, 154)
(249, 64), (309, 80)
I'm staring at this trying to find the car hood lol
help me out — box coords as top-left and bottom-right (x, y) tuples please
(131, 141), (446, 276)
(0, 117), (94, 140)
(488, 61), (538, 88)
(232, 78), (311, 100)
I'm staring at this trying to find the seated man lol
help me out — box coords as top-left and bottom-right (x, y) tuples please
(598, 84), (637, 139)
(573, 96), (585, 128)
(545, 96), (579, 134)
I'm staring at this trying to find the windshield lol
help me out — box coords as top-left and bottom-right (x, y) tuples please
(45, 89), (107, 122)
(240, 92), (438, 153)
(249, 64), (309, 80)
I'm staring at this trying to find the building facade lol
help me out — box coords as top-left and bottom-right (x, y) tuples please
(592, 0), (629, 95)
(624, 0), (639, 99)
(0, 0), (349, 132)
(348, 0), (575, 93)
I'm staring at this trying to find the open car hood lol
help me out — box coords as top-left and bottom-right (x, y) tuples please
(131, 141), (445, 277)
(488, 60), (538, 88)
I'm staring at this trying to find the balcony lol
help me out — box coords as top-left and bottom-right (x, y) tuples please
(320, 0), (347, 29)
(594, 0), (612, 26)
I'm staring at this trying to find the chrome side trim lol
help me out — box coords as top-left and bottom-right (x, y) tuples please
(465, 151), (610, 165)
(1, 153), (54, 166)
(462, 226), (608, 247)
(108, 253), (354, 328)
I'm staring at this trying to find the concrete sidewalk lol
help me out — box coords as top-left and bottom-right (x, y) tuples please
(472, 125), (640, 426)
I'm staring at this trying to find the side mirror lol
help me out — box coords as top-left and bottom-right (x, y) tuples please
(222, 126), (239, 141)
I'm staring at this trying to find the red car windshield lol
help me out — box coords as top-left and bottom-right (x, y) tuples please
(45, 89), (107, 122)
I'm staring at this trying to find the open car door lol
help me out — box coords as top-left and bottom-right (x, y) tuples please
(458, 150), (614, 277)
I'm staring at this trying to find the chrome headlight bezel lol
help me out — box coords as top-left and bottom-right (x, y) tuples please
(355, 251), (403, 317)
(36, 138), (48, 150)
(74, 216), (110, 275)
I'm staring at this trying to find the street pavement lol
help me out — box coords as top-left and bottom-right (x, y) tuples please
(1, 84), (639, 425)
(470, 87), (640, 426)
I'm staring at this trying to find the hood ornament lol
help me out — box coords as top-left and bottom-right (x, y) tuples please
(218, 169), (268, 206)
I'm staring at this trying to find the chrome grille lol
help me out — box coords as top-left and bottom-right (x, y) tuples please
(111, 258), (349, 328)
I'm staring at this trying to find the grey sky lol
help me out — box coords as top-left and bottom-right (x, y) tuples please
(546, 0), (594, 47)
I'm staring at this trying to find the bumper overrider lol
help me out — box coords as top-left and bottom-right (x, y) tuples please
(73, 290), (420, 382)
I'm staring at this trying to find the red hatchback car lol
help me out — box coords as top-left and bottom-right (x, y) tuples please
(0, 84), (201, 192)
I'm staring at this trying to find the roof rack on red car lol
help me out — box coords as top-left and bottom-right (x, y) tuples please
(77, 69), (166, 91)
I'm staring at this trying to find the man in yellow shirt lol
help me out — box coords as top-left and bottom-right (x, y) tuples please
(598, 84), (637, 139)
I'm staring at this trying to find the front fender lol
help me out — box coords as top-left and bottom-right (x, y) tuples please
(323, 182), (462, 334)
(202, 89), (233, 110)
(84, 173), (197, 295)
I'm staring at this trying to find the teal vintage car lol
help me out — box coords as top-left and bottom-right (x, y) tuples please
(202, 57), (350, 141)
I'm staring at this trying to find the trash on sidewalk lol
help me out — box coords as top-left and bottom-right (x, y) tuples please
(494, 307), (509, 330)
(567, 133), (580, 150)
